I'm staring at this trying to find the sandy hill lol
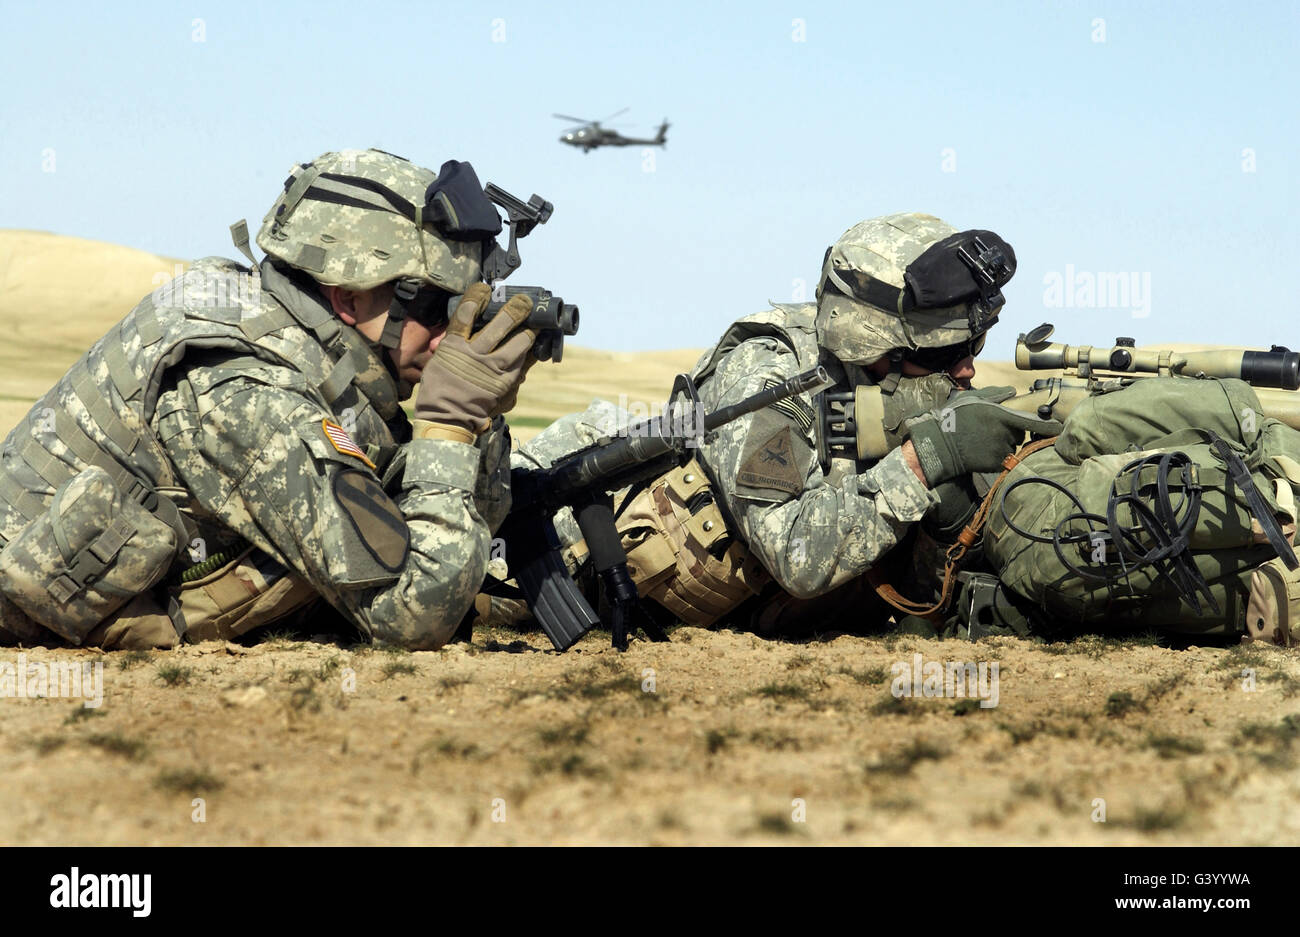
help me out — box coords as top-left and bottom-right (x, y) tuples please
(0, 231), (706, 440)
(0, 230), (1235, 442)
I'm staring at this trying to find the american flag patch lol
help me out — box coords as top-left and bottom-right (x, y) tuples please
(761, 378), (816, 433)
(322, 419), (376, 469)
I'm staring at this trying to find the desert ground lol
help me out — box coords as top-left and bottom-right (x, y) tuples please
(1, 231), (1297, 846)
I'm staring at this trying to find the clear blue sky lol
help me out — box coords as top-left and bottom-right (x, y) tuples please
(2, 0), (1296, 354)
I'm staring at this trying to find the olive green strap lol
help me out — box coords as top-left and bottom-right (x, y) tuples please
(229, 219), (259, 268)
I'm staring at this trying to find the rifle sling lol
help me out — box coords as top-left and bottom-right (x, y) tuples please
(869, 437), (1058, 621)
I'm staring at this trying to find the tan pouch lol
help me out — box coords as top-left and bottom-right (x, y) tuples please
(174, 545), (318, 641)
(84, 593), (181, 650)
(0, 466), (178, 645)
(1244, 557), (1300, 647)
(615, 459), (768, 627)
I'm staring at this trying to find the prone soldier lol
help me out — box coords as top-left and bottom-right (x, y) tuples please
(500, 213), (1060, 638)
(0, 148), (548, 650)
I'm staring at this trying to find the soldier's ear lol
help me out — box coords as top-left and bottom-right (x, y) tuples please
(323, 285), (362, 326)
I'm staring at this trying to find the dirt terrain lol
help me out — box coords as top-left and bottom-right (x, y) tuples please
(2, 232), (1297, 846)
(2, 627), (1298, 845)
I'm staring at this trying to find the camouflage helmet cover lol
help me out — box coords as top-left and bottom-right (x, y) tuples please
(815, 212), (1007, 365)
(256, 148), (482, 293)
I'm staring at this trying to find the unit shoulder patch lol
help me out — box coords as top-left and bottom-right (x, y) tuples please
(737, 422), (808, 498)
(332, 469), (410, 574)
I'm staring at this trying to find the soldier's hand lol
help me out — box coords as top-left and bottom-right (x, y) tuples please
(414, 283), (538, 435)
(904, 394), (1062, 486)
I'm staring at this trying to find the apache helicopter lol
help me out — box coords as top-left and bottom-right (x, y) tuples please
(553, 108), (670, 153)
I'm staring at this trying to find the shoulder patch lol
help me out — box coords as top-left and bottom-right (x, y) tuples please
(737, 423), (807, 497)
(333, 470), (410, 573)
(323, 419), (377, 469)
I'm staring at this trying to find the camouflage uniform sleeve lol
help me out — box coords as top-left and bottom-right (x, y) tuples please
(471, 417), (513, 534)
(154, 364), (490, 649)
(700, 338), (939, 599)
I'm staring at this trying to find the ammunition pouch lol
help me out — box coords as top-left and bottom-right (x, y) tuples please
(172, 544), (319, 642)
(615, 458), (768, 626)
(0, 466), (183, 645)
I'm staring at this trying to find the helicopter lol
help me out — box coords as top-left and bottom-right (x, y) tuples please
(553, 108), (670, 152)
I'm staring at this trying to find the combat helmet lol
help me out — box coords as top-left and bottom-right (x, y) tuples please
(255, 148), (509, 364)
(256, 148), (496, 293)
(815, 212), (1016, 367)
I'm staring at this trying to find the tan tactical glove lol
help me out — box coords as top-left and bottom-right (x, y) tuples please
(414, 283), (538, 443)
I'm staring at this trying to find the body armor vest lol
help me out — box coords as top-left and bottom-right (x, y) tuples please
(0, 259), (410, 645)
(0, 257), (406, 547)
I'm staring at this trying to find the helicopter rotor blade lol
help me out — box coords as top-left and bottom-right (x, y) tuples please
(553, 113), (595, 124)
(599, 107), (630, 123)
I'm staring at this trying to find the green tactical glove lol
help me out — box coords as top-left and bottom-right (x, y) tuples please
(960, 385), (1017, 403)
(414, 282), (538, 440)
(904, 393), (1063, 487)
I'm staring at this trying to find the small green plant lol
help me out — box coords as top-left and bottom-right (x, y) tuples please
(836, 665), (889, 685)
(381, 659), (418, 680)
(86, 732), (147, 760)
(870, 692), (910, 716)
(1105, 691), (1140, 718)
(755, 682), (811, 702)
(287, 684), (321, 714)
(705, 727), (736, 754)
(31, 736), (66, 755)
(1130, 805), (1188, 832)
(1145, 733), (1205, 759)
(866, 739), (948, 775)
(537, 721), (590, 747)
(63, 706), (104, 725)
(155, 768), (224, 793)
(998, 721), (1041, 745)
(155, 664), (192, 687)
(118, 650), (152, 670)
(755, 812), (797, 835)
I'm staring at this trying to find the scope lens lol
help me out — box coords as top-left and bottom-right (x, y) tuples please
(1242, 350), (1300, 391)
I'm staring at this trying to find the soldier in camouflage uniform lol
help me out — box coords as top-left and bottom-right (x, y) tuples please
(0, 149), (538, 650)
(505, 213), (1060, 637)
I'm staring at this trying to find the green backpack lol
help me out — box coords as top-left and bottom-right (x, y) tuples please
(985, 377), (1300, 638)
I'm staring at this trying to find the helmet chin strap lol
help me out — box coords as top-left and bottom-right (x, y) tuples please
(366, 285), (414, 398)
(876, 351), (905, 394)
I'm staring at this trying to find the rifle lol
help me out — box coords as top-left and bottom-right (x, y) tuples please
(810, 323), (1300, 624)
(495, 365), (832, 651)
(1003, 323), (1300, 427)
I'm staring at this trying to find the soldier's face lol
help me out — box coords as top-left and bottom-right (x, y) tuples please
(325, 284), (446, 385)
(869, 354), (977, 389)
(395, 317), (448, 386)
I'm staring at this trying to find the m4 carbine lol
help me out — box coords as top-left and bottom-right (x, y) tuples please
(494, 366), (832, 651)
